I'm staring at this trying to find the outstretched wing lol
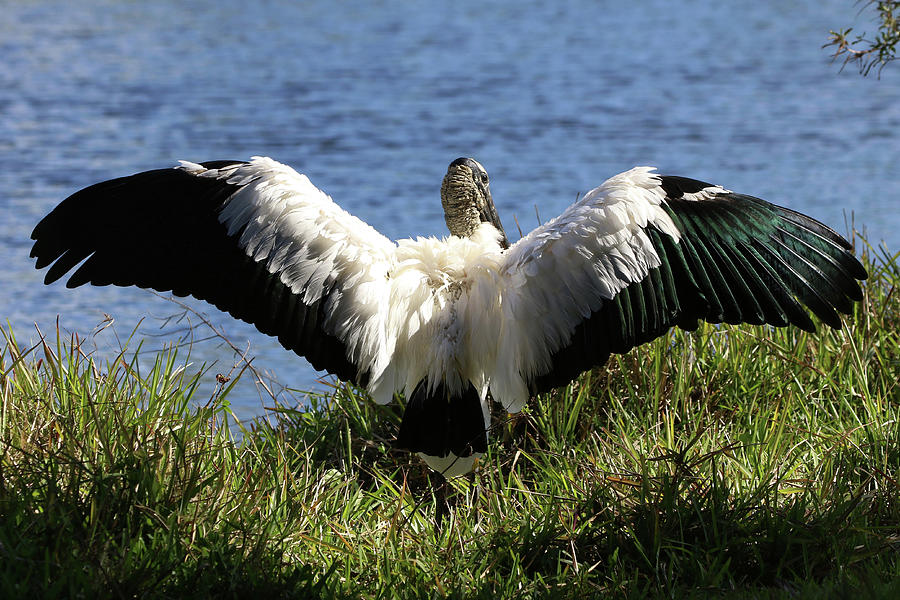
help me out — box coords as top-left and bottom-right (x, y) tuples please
(31, 156), (397, 384)
(490, 167), (867, 410)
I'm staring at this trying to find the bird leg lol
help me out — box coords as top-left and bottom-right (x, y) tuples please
(432, 471), (450, 530)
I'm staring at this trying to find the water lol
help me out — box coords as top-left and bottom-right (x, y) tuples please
(2, 0), (898, 420)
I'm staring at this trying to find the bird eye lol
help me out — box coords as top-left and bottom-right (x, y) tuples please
(480, 173), (489, 184)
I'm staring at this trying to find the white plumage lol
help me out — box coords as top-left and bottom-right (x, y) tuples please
(186, 159), (679, 411)
(31, 156), (867, 477)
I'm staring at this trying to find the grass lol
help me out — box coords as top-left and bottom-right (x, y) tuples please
(1, 241), (898, 598)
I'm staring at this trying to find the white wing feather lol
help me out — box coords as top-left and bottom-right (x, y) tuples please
(490, 167), (680, 411)
(181, 157), (399, 390)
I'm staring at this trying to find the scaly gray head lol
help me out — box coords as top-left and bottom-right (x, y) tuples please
(441, 157), (510, 249)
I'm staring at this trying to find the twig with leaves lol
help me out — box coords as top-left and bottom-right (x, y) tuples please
(826, 1), (899, 76)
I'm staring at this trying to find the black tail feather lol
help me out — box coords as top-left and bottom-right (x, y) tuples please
(396, 381), (487, 458)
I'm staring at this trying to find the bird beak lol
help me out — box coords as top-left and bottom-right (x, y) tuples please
(480, 190), (510, 249)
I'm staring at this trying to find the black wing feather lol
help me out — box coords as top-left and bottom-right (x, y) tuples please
(529, 175), (866, 395)
(30, 162), (365, 385)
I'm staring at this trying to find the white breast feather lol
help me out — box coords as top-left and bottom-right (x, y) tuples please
(370, 223), (506, 403)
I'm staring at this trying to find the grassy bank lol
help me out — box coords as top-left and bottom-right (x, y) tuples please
(2, 243), (898, 598)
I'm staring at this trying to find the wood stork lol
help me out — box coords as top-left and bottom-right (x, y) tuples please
(31, 156), (867, 477)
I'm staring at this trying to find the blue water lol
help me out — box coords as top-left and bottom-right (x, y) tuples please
(2, 1), (898, 420)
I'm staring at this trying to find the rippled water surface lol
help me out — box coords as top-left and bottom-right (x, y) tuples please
(2, 1), (898, 419)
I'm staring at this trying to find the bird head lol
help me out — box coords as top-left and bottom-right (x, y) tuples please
(441, 158), (510, 249)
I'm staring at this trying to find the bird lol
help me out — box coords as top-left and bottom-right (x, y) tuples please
(31, 156), (867, 477)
